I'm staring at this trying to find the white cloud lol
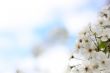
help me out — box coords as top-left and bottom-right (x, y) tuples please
(16, 32), (35, 48)
(0, 0), (88, 49)
(0, 0), (90, 31)
(0, 36), (15, 49)
(63, 11), (97, 34)
(0, 0), (95, 48)
(36, 45), (70, 73)
(16, 57), (36, 70)
(15, 45), (70, 73)
(0, 0), (92, 50)
(0, 59), (16, 73)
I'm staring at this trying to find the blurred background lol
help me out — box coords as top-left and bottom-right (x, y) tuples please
(0, 0), (108, 73)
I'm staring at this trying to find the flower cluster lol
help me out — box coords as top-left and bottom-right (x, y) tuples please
(67, 5), (110, 73)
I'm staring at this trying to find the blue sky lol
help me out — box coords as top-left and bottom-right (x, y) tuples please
(0, 0), (106, 73)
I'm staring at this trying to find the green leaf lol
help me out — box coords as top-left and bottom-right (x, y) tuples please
(99, 41), (106, 49)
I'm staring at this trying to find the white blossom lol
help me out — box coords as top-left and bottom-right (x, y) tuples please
(67, 4), (110, 73)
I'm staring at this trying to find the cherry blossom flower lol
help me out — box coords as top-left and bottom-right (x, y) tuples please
(67, 4), (110, 73)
